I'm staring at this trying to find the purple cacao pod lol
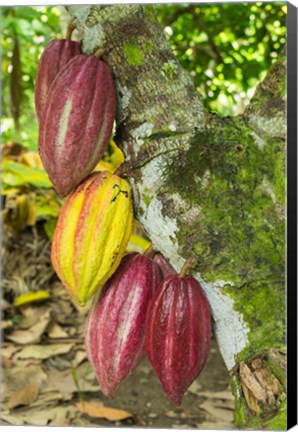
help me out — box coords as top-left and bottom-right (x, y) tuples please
(38, 53), (116, 197)
(145, 274), (211, 406)
(85, 252), (160, 398)
(35, 39), (81, 122)
(154, 253), (176, 279)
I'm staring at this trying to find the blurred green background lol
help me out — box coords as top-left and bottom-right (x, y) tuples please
(1, 3), (286, 150)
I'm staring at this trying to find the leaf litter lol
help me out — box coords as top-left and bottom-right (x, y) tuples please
(2, 222), (235, 428)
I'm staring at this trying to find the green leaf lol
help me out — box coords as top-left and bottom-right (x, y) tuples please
(2, 160), (52, 188)
(36, 204), (59, 218)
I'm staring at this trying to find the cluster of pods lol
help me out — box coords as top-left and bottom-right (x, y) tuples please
(35, 22), (212, 406)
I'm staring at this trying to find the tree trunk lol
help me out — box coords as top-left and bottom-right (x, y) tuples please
(67, 5), (286, 429)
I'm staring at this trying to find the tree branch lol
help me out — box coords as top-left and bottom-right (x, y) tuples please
(67, 5), (286, 427)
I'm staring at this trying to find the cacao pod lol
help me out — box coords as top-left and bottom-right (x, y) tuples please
(154, 253), (176, 279)
(145, 274), (211, 406)
(51, 171), (133, 306)
(35, 39), (81, 122)
(38, 53), (116, 197)
(85, 252), (160, 398)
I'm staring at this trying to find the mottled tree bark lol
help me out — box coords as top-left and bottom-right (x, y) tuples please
(67, 5), (286, 428)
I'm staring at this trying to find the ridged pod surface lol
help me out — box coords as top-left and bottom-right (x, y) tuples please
(85, 253), (161, 398)
(154, 253), (176, 279)
(145, 275), (211, 406)
(51, 171), (133, 306)
(38, 54), (116, 197)
(35, 39), (81, 122)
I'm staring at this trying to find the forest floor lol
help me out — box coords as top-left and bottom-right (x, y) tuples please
(1, 224), (236, 429)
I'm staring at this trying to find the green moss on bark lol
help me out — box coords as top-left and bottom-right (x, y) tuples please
(123, 41), (144, 66)
(143, 5), (157, 23)
(231, 376), (249, 427)
(264, 400), (287, 430)
(161, 114), (285, 360)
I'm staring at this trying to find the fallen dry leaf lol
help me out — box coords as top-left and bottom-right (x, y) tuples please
(15, 343), (73, 360)
(16, 314), (39, 330)
(18, 305), (49, 324)
(6, 382), (39, 409)
(1, 344), (22, 359)
(47, 321), (69, 339)
(8, 306), (50, 344)
(72, 350), (87, 368)
(1, 411), (24, 426)
(2, 364), (49, 399)
(5, 309), (51, 345)
(1, 320), (14, 330)
(76, 401), (133, 421)
(29, 389), (65, 408)
(1, 405), (78, 426)
(50, 284), (80, 326)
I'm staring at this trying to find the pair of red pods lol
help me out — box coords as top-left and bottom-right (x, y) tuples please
(85, 250), (211, 406)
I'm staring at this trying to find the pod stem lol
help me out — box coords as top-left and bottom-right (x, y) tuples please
(144, 244), (155, 257)
(66, 21), (75, 40)
(94, 48), (105, 58)
(115, 163), (130, 177)
(114, 158), (141, 179)
(179, 257), (197, 278)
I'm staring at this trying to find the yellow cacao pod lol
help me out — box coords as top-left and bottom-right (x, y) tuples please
(51, 171), (134, 306)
